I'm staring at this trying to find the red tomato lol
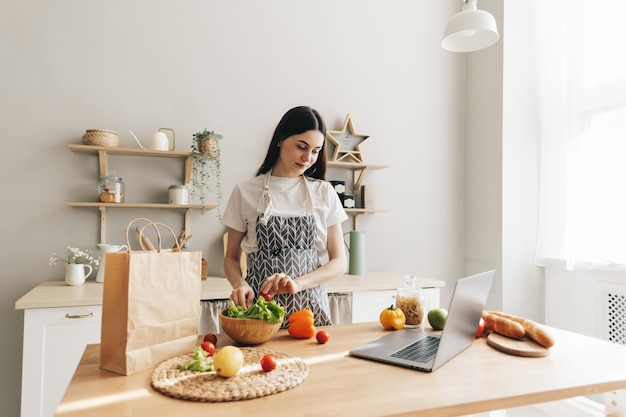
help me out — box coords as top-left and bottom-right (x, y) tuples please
(203, 333), (218, 345)
(260, 353), (277, 372)
(260, 292), (272, 301)
(201, 341), (216, 356)
(316, 330), (330, 344)
(475, 317), (486, 338)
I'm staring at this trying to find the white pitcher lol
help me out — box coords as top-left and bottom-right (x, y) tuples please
(65, 264), (93, 286)
(96, 243), (128, 283)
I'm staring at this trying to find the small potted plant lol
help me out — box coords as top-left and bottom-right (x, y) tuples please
(191, 129), (223, 216)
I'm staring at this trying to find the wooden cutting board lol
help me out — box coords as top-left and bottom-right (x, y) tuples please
(486, 332), (551, 357)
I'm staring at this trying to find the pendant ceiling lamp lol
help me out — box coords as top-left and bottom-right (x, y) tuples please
(441, 0), (499, 52)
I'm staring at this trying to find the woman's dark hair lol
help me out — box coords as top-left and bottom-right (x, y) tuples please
(256, 106), (327, 180)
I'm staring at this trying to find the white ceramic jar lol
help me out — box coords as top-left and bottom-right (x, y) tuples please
(169, 184), (188, 204)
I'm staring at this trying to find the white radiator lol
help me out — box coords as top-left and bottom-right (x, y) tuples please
(602, 282), (626, 345)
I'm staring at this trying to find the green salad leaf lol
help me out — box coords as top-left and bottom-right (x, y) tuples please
(178, 346), (214, 372)
(227, 297), (285, 325)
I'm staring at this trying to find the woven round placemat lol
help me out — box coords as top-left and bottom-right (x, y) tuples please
(151, 347), (308, 402)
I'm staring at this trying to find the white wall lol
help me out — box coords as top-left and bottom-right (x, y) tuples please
(464, 0), (504, 310)
(464, 1), (547, 321)
(1, 1), (467, 416)
(500, 2), (545, 319)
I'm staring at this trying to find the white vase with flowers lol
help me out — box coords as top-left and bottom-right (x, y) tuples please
(49, 247), (100, 286)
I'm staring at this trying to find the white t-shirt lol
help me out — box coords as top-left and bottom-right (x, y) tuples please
(221, 174), (348, 260)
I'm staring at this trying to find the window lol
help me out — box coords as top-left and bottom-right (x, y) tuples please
(535, 0), (626, 269)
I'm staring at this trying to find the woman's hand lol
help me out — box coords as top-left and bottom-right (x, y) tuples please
(230, 283), (255, 309)
(260, 272), (301, 296)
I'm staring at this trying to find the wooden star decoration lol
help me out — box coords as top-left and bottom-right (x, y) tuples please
(326, 114), (370, 163)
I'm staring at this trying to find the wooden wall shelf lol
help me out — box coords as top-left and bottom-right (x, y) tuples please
(67, 144), (192, 158)
(67, 202), (214, 209)
(327, 160), (390, 229)
(67, 144), (212, 244)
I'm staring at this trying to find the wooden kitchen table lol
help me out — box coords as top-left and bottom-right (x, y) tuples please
(55, 322), (626, 417)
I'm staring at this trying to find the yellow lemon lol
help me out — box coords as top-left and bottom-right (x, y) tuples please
(213, 346), (244, 377)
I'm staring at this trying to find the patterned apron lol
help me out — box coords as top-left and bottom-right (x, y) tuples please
(247, 173), (332, 328)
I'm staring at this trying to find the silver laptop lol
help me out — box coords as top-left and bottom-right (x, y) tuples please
(349, 270), (494, 372)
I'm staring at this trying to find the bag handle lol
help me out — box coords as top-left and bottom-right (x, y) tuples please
(124, 218), (181, 253)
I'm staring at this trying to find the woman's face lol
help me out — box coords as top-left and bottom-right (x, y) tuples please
(273, 130), (324, 177)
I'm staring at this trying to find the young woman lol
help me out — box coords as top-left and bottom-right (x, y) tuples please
(222, 106), (348, 326)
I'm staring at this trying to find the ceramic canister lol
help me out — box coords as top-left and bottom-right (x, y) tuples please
(169, 185), (188, 204)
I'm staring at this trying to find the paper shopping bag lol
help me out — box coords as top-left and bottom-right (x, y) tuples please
(100, 218), (202, 375)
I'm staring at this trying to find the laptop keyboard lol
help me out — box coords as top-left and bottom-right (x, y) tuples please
(390, 335), (440, 362)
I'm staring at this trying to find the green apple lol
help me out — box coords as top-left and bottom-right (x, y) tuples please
(427, 308), (448, 330)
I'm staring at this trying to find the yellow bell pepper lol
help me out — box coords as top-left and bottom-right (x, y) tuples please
(379, 304), (406, 330)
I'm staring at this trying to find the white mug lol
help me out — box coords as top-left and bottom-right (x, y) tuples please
(97, 244), (128, 253)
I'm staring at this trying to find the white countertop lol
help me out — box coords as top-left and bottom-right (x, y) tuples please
(15, 271), (444, 310)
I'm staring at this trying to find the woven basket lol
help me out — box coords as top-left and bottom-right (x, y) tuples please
(82, 129), (120, 147)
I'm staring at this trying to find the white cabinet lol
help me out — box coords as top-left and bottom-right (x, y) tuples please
(21, 305), (102, 417)
(351, 290), (395, 323)
(351, 288), (441, 323)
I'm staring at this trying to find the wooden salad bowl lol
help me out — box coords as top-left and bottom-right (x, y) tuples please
(219, 309), (283, 345)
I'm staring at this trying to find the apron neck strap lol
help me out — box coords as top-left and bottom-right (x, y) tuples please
(257, 172), (273, 225)
(256, 171), (313, 225)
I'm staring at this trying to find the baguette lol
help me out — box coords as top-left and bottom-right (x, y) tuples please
(487, 311), (555, 348)
(482, 312), (526, 339)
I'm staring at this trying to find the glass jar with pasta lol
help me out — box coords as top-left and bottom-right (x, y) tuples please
(396, 275), (425, 327)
